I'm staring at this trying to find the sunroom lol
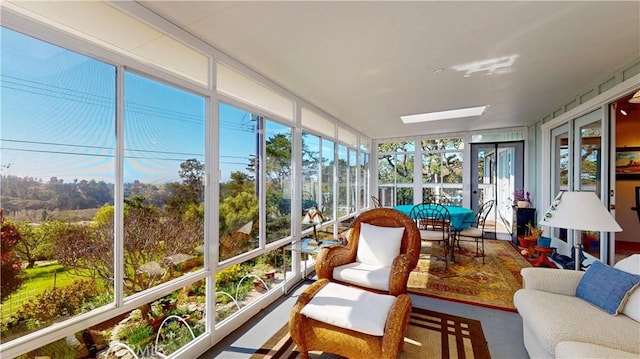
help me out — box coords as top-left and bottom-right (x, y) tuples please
(1, 1), (639, 358)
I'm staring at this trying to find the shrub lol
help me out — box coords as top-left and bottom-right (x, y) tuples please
(3, 279), (99, 335)
(214, 264), (245, 287)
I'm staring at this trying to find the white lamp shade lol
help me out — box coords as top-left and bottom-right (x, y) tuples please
(539, 191), (622, 232)
(629, 89), (640, 104)
(302, 207), (324, 225)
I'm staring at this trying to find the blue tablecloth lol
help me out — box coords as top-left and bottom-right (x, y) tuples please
(393, 204), (475, 231)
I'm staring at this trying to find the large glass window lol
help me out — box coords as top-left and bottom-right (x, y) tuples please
(301, 133), (321, 217)
(377, 141), (415, 206)
(123, 71), (206, 296)
(1, 27), (116, 341)
(321, 139), (335, 222)
(421, 138), (464, 205)
(0, 27), (212, 356)
(265, 120), (292, 243)
(0, 19), (371, 358)
(301, 133), (336, 237)
(337, 145), (348, 218)
(218, 104), (259, 261)
(216, 105), (293, 324)
(348, 148), (357, 214)
(360, 152), (370, 209)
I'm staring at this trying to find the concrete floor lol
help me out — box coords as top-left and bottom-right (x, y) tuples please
(200, 280), (530, 359)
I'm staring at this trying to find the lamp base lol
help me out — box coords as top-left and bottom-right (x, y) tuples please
(573, 242), (583, 271)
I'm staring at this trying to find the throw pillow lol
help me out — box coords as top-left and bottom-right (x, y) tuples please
(576, 260), (640, 315)
(614, 254), (640, 321)
(355, 223), (404, 267)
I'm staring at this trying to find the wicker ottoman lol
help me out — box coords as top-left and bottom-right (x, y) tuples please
(289, 279), (411, 359)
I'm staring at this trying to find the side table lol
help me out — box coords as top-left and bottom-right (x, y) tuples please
(283, 238), (342, 293)
(533, 246), (557, 268)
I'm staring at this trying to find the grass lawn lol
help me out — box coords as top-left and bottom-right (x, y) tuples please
(1, 261), (89, 318)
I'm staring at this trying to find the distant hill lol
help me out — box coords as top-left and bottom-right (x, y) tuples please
(1, 175), (176, 221)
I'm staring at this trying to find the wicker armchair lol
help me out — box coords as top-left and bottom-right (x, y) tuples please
(315, 208), (421, 296)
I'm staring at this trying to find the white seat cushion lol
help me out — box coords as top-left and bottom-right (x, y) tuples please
(458, 227), (482, 237)
(419, 229), (448, 241)
(356, 223), (404, 267)
(300, 282), (395, 336)
(332, 262), (391, 291)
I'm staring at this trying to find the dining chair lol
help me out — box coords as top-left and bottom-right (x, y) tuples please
(437, 194), (452, 206)
(454, 200), (495, 264)
(371, 195), (382, 208)
(409, 203), (451, 269)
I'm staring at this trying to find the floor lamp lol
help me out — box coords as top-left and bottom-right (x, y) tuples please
(540, 191), (622, 270)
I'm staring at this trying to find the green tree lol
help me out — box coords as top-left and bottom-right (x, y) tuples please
(178, 158), (204, 201)
(167, 158), (204, 215)
(1, 215), (26, 301)
(219, 192), (258, 261)
(264, 133), (292, 184)
(12, 221), (55, 268)
(220, 172), (254, 199)
(53, 196), (203, 294)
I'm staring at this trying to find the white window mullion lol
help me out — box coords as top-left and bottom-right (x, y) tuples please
(114, 65), (125, 306)
(414, 138), (422, 204)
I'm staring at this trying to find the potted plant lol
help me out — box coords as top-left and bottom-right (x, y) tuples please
(525, 222), (552, 247)
(519, 222), (541, 257)
(526, 222), (544, 240)
(513, 189), (532, 208)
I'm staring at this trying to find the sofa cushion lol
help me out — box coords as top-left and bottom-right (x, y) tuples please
(576, 260), (640, 315)
(300, 282), (395, 336)
(555, 341), (639, 359)
(356, 223), (404, 267)
(615, 254), (640, 322)
(514, 288), (640, 355)
(333, 262), (391, 291)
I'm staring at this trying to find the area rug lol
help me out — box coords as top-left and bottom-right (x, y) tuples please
(250, 307), (491, 359)
(408, 239), (531, 312)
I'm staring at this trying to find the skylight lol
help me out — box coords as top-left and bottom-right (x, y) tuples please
(401, 106), (487, 124)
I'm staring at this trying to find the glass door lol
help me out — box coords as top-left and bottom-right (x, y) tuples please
(470, 141), (524, 240)
(574, 110), (605, 261)
(550, 124), (570, 243)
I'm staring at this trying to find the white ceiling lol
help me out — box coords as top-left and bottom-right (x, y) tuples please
(138, 1), (640, 139)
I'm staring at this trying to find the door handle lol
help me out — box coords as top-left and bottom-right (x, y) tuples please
(633, 186), (640, 223)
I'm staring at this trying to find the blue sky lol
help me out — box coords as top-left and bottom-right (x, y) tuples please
(1, 27), (256, 185)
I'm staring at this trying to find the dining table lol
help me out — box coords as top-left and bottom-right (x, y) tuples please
(393, 204), (475, 231)
(394, 204), (476, 262)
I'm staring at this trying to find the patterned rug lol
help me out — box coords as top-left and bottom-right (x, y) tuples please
(250, 307), (491, 359)
(408, 239), (532, 312)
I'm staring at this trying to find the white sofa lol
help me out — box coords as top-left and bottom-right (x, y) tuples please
(514, 254), (640, 358)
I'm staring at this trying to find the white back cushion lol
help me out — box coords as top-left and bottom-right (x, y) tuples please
(356, 223), (404, 267)
(615, 254), (640, 322)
